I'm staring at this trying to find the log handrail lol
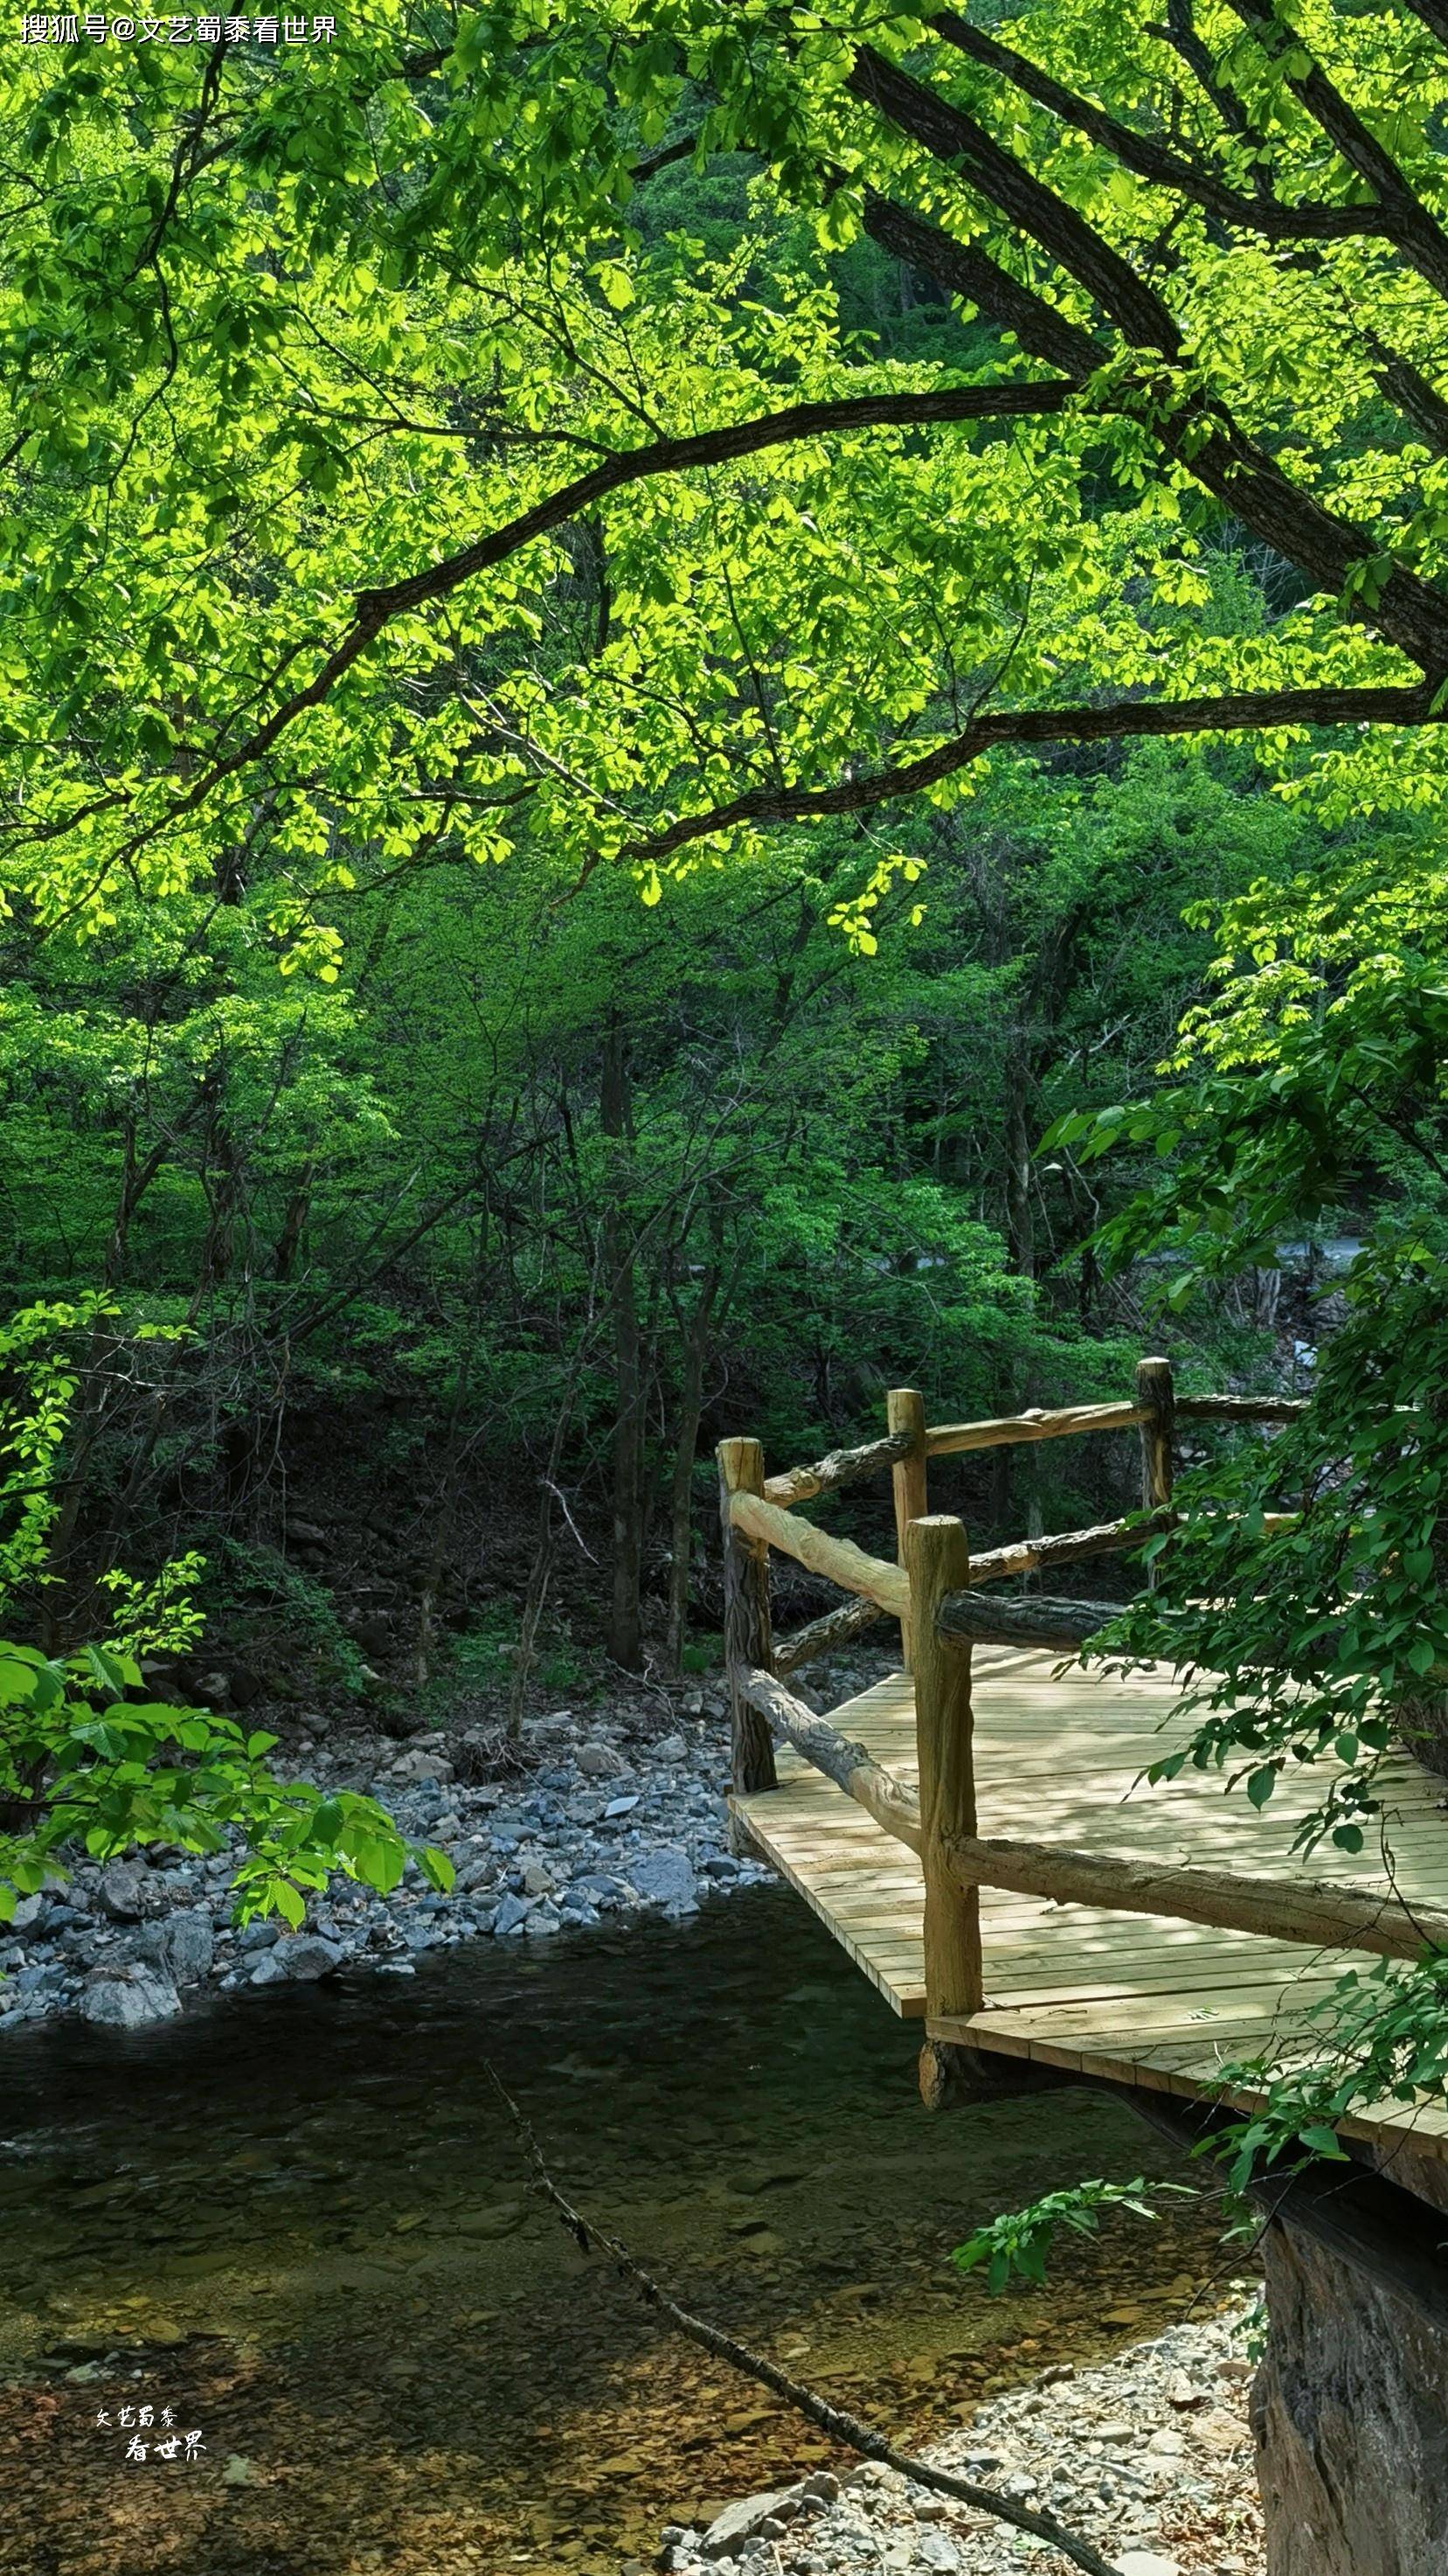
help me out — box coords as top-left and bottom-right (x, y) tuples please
(772, 1593), (887, 1677)
(763, 1429), (912, 1509)
(758, 1379), (1321, 1508)
(731, 1685), (1448, 1965)
(925, 1399), (1147, 1455)
(728, 1489), (911, 1616)
(1176, 1394), (1308, 1423)
(936, 1592), (1120, 1652)
(738, 1667), (923, 1849)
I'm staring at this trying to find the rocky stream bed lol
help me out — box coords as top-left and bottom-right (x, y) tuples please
(642, 2303), (1264, 2576)
(0, 1671), (805, 2034)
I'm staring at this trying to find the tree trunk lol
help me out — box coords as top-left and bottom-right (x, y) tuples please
(601, 1017), (644, 1670)
(663, 1267), (720, 1677)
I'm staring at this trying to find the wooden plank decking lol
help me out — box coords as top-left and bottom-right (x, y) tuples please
(732, 1650), (1448, 2161)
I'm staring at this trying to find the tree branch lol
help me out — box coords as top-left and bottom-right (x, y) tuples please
(930, 11), (1385, 243)
(490, 2069), (1127, 2576)
(1226, 0), (1448, 302)
(34, 382), (1075, 881)
(626, 681), (1437, 864)
(848, 67), (1448, 673)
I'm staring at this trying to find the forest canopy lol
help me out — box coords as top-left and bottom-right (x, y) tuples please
(1, 0), (1445, 1964)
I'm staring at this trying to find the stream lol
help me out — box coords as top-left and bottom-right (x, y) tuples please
(0, 1883), (1233, 2575)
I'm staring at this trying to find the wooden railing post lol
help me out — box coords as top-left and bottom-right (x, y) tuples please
(888, 1387), (928, 1668)
(905, 1516), (984, 2042)
(1136, 1356), (1175, 1591)
(717, 1436), (777, 1796)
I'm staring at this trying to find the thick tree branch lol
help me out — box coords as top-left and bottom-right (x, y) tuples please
(930, 11), (1384, 243)
(848, 65), (1448, 673)
(1226, 0), (1448, 302)
(626, 681), (1437, 864)
(34, 384), (1072, 878)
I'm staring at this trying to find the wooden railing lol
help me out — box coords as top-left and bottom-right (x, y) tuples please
(717, 1362), (1444, 2018)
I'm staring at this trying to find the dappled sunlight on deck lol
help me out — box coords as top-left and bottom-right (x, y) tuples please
(734, 1652), (1448, 2159)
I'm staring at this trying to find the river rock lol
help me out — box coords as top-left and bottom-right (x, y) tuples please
(97, 1861), (147, 1921)
(138, 1911), (214, 1986)
(274, 1935), (342, 1980)
(577, 1740), (627, 1778)
(391, 1749), (454, 1785)
(701, 2489), (798, 2558)
(628, 1846), (696, 1911)
(915, 2533), (960, 2573)
(81, 1963), (182, 2028)
(653, 1733), (689, 1763)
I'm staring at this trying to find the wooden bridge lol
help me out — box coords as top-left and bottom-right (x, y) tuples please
(717, 1367), (1448, 2163)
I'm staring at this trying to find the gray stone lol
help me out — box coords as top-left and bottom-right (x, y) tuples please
(240, 1920), (280, 1951)
(653, 1733), (689, 1762)
(518, 1859), (556, 1897)
(249, 1953), (288, 1986)
(577, 1740), (627, 1779)
(274, 1935), (342, 1980)
(916, 2535), (961, 2573)
(138, 1911), (215, 1986)
(1116, 2558), (1180, 2576)
(701, 2489), (796, 2559)
(391, 1750), (454, 1785)
(81, 1964), (181, 2028)
(627, 1846), (696, 1910)
(491, 1893), (530, 1937)
(603, 1795), (640, 1818)
(96, 1862), (146, 1921)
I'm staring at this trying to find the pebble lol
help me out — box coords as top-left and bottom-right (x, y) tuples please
(649, 2304), (1262, 2576)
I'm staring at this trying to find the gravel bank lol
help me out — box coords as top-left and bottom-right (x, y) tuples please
(0, 1666), (843, 2033)
(644, 2304), (1263, 2576)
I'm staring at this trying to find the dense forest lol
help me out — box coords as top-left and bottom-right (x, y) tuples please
(3, 7), (1448, 2574)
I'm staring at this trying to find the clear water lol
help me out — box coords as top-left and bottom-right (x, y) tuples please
(0, 1884), (1230, 2573)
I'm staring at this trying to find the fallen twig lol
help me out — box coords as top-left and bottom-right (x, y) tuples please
(489, 2067), (1125, 2576)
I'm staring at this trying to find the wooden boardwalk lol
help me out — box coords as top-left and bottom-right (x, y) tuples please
(733, 1650), (1448, 2161)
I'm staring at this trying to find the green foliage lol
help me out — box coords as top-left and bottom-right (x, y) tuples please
(1207, 1950), (1448, 2187)
(211, 1543), (372, 1703)
(426, 1608), (588, 1707)
(0, 1306), (451, 1927)
(951, 2177), (1195, 2295)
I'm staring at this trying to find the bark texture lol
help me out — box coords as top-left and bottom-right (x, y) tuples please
(1252, 2198), (1448, 2576)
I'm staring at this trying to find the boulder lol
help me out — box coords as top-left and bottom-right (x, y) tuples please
(137, 1912), (215, 1986)
(391, 1749), (454, 1785)
(653, 1733), (689, 1763)
(81, 1964), (182, 2029)
(164, 1911), (216, 1986)
(701, 2489), (797, 2559)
